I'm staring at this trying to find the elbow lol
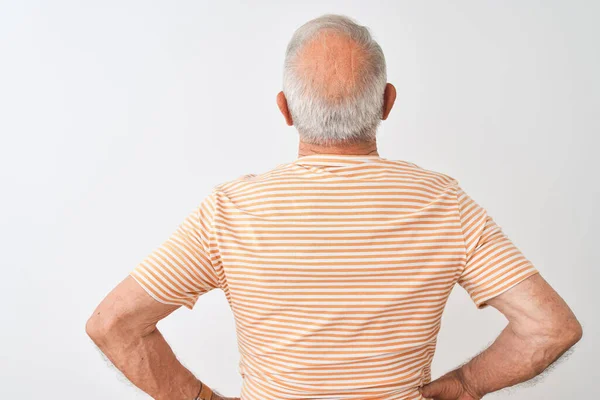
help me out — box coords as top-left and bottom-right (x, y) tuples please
(85, 311), (120, 346)
(85, 313), (106, 344)
(563, 320), (583, 347)
(86, 308), (151, 347)
(522, 319), (583, 377)
(548, 317), (583, 351)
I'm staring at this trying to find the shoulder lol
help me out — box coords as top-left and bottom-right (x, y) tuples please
(386, 158), (459, 188)
(210, 161), (296, 197)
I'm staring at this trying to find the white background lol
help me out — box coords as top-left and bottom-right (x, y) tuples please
(1, 1), (598, 399)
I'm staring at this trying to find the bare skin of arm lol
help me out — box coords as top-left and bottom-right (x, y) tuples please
(419, 273), (583, 399)
(85, 276), (239, 400)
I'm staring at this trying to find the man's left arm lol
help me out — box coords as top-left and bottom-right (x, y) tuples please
(86, 275), (222, 399)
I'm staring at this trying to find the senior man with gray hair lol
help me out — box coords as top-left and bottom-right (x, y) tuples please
(86, 14), (582, 400)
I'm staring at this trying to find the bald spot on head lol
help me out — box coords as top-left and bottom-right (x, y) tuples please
(294, 29), (370, 103)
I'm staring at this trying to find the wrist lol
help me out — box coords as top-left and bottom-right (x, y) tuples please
(194, 380), (216, 400)
(456, 365), (483, 399)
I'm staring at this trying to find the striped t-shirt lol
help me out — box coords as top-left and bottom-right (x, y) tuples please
(130, 153), (539, 400)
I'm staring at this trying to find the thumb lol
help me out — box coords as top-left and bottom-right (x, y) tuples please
(419, 372), (465, 400)
(419, 380), (443, 398)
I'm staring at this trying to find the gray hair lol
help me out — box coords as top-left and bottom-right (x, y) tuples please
(282, 14), (387, 146)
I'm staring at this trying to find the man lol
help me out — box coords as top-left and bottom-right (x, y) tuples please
(86, 14), (582, 400)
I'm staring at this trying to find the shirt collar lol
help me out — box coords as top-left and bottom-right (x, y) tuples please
(293, 153), (387, 167)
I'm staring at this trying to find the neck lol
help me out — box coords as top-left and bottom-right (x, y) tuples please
(298, 140), (379, 157)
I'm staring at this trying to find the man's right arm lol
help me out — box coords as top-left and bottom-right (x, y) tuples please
(419, 273), (583, 399)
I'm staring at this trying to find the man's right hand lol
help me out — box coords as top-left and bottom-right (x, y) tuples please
(418, 369), (480, 400)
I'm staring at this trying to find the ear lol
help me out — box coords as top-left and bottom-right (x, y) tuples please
(382, 83), (396, 120)
(277, 91), (294, 126)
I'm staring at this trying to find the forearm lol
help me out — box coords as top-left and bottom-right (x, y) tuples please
(457, 321), (579, 397)
(90, 323), (202, 400)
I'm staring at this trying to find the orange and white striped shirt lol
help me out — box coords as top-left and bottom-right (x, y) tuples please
(130, 154), (539, 400)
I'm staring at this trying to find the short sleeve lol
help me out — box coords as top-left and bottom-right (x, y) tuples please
(455, 184), (539, 309)
(130, 193), (221, 310)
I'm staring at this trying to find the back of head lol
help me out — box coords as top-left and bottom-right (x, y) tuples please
(283, 14), (387, 146)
